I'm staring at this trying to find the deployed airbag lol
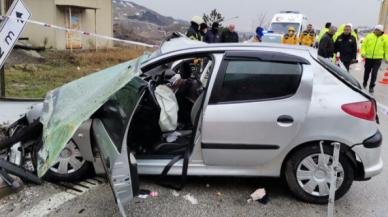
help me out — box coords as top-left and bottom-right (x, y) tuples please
(155, 85), (179, 132)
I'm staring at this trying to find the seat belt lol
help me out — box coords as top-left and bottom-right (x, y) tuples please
(158, 85), (207, 191)
(158, 149), (188, 191)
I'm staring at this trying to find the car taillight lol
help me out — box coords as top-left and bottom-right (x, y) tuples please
(341, 101), (376, 121)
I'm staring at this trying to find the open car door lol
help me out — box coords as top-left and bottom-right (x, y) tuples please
(92, 77), (147, 217)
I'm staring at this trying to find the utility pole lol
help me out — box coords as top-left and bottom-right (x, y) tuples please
(0, 66), (5, 97)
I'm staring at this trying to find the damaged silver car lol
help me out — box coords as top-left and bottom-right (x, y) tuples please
(2, 35), (383, 216)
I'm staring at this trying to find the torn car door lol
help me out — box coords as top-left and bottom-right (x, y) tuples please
(92, 77), (147, 217)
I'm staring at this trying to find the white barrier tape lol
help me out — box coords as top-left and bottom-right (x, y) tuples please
(0, 15), (156, 48)
(377, 103), (388, 117)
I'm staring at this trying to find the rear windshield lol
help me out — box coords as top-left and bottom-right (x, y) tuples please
(316, 56), (361, 89)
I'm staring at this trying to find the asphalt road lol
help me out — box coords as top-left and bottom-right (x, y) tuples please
(1, 62), (388, 217)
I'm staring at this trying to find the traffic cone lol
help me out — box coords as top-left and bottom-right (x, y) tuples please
(379, 69), (388, 84)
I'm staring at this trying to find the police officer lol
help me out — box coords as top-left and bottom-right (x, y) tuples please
(362, 25), (388, 93)
(318, 26), (337, 58)
(334, 24), (357, 71)
(317, 22), (331, 43)
(187, 16), (204, 41)
(300, 24), (316, 47)
(281, 26), (298, 45)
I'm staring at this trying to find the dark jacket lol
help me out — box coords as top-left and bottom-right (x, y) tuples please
(204, 29), (220, 43)
(334, 33), (358, 63)
(220, 30), (239, 43)
(186, 24), (201, 41)
(318, 33), (335, 58)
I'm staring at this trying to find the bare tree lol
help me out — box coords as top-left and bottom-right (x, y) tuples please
(257, 12), (268, 27)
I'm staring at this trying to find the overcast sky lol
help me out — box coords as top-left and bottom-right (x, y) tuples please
(131, 0), (382, 32)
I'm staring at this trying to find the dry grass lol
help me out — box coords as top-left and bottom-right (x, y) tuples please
(5, 47), (151, 98)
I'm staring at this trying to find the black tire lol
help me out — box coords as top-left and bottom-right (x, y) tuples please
(284, 144), (354, 204)
(44, 160), (93, 182)
(33, 140), (94, 182)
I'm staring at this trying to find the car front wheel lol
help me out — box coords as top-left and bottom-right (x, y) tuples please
(284, 144), (354, 204)
(44, 140), (93, 182)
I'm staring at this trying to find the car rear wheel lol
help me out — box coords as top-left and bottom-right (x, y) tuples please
(44, 140), (93, 182)
(284, 144), (354, 204)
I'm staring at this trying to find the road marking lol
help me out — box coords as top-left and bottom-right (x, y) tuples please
(13, 178), (105, 217)
(15, 191), (76, 217)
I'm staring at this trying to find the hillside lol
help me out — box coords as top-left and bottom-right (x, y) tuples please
(113, 0), (189, 44)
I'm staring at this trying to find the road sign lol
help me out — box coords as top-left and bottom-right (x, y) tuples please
(0, 0), (31, 68)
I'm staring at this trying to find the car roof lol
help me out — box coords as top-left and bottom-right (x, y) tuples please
(159, 36), (310, 55)
(142, 36), (314, 68)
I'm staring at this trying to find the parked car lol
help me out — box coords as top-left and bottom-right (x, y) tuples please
(4, 36), (383, 216)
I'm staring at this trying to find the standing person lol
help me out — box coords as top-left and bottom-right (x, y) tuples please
(186, 16), (204, 41)
(362, 25), (388, 93)
(300, 24), (316, 47)
(199, 23), (208, 41)
(220, 24), (239, 43)
(318, 26), (337, 58)
(204, 22), (220, 43)
(252, 26), (264, 42)
(317, 22), (332, 43)
(334, 24), (358, 71)
(281, 26), (298, 45)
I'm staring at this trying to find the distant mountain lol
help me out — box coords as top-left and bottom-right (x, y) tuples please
(113, 0), (189, 44)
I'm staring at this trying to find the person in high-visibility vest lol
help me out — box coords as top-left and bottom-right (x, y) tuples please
(186, 16), (204, 41)
(361, 25), (388, 93)
(333, 24), (359, 42)
(281, 26), (298, 45)
(334, 24), (358, 71)
(300, 24), (316, 47)
(318, 26), (337, 58)
(317, 22), (332, 43)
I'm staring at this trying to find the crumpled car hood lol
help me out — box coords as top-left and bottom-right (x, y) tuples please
(37, 54), (150, 177)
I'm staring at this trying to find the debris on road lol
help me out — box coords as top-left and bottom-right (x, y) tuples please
(137, 189), (159, 199)
(0, 175), (23, 199)
(205, 183), (210, 188)
(248, 188), (269, 204)
(216, 192), (222, 196)
(171, 190), (180, 197)
(183, 193), (198, 205)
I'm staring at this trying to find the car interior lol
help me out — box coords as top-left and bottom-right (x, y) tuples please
(127, 55), (214, 158)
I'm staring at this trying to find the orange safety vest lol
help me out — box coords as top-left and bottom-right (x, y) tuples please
(282, 34), (298, 45)
(300, 30), (316, 47)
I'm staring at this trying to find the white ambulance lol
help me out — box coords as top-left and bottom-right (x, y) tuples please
(262, 11), (309, 43)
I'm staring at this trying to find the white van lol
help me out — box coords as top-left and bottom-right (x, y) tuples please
(262, 11), (309, 43)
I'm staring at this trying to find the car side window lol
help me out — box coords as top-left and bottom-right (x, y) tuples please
(217, 60), (302, 103)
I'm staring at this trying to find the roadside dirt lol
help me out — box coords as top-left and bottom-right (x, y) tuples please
(4, 47), (151, 98)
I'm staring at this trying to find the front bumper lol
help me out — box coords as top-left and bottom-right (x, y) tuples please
(352, 131), (384, 179)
